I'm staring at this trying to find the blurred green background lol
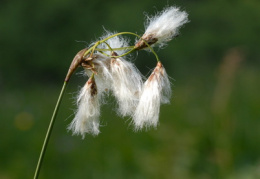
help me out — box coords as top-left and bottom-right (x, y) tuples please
(1, 0), (260, 178)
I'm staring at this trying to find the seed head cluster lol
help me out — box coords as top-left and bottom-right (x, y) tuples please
(68, 6), (188, 138)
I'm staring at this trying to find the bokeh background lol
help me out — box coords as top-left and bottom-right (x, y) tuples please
(1, 0), (260, 178)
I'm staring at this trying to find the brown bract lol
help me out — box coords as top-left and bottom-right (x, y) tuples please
(134, 34), (158, 50)
(65, 48), (88, 82)
(81, 54), (102, 75)
(110, 51), (119, 65)
(111, 51), (118, 57)
(87, 78), (98, 96)
(148, 61), (163, 81)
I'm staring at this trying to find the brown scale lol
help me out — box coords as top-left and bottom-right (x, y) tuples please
(148, 61), (163, 82)
(87, 78), (98, 96)
(134, 34), (158, 50)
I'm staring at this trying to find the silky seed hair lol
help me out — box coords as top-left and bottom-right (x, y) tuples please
(141, 6), (189, 48)
(68, 77), (101, 138)
(133, 62), (171, 130)
(110, 53), (144, 116)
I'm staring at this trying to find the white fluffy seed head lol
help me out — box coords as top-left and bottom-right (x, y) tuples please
(136, 6), (188, 49)
(68, 78), (100, 138)
(133, 79), (160, 130)
(110, 55), (144, 116)
(133, 62), (171, 130)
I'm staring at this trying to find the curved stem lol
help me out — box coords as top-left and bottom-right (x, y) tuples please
(100, 32), (159, 62)
(95, 46), (134, 52)
(103, 41), (113, 52)
(83, 47), (95, 58)
(85, 32), (160, 62)
(97, 42), (136, 58)
(99, 47), (136, 58)
(90, 41), (101, 57)
(33, 82), (67, 179)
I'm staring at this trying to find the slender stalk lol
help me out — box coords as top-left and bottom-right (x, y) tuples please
(85, 32), (160, 62)
(95, 46), (134, 52)
(99, 47), (136, 58)
(34, 81), (68, 179)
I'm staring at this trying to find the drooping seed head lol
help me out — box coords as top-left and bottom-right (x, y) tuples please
(68, 77), (101, 138)
(133, 61), (171, 130)
(110, 52), (144, 116)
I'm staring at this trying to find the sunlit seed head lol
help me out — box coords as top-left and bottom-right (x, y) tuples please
(135, 6), (189, 49)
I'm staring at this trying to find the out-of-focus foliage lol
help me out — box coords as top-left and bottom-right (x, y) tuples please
(0, 0), (260, 178)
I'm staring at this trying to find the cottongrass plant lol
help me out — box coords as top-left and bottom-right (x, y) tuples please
(34, 5), (188, 179)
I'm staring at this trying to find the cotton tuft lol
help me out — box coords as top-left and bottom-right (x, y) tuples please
(133, 62), (171, 130)
(135, 6), (188, 49)
(110, 54), (143, 116)
(68, 78), (100, 138)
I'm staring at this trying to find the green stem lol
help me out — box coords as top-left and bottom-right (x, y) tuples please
(99, 47), (136, 58)
(84, 32), (160, 62)
(97, 42), (135, 58)
(103, 41), (113, 52)
(100, 32), (159, 62)
(33, 82), (67, 179)
(95, 46), (134, 52)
